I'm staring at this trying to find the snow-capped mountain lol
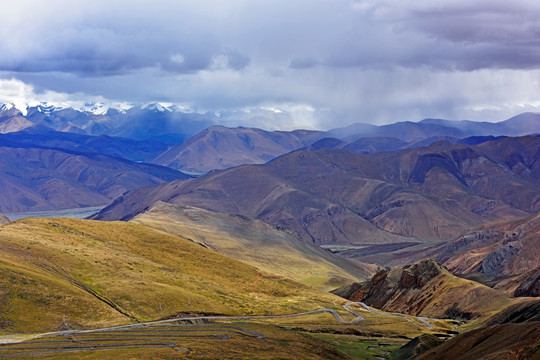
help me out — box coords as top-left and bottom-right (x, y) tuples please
(0, 102), (216, 142)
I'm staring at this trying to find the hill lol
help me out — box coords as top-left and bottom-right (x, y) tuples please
(94, 136), (540, 248)
(0, 217), (345, 333)
(0, 143), (189, 213)
(153, 125), (323, 174)
(332, 260), (510, 319)
(132, 201), (377, 290)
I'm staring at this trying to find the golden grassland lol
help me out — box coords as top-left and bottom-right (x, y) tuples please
(132, 202), (376, 290)
(0, 217), (348, 334)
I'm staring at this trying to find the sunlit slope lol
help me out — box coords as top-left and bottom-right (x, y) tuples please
(132, 202), (377, 290)
(0, 218), (344, 333)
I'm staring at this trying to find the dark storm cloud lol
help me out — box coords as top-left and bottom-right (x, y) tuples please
(0, 1), (249, 76)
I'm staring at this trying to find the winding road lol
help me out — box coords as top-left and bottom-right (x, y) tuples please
(0, 302), (437, 357)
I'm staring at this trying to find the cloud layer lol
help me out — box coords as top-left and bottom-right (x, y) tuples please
(1, 0), (540, 128)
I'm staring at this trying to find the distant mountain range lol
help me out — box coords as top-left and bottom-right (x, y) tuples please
(93, 136), (540, 248)
(2, 103), (540, 174)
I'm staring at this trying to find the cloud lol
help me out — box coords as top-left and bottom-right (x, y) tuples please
(0, 1), (250, 76)
(1, 0), (540, 128)
(0, 78), (108, 108)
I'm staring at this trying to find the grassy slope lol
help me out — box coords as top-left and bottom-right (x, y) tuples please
(0, 218), (346, 334)
(132, 202), (377, 290)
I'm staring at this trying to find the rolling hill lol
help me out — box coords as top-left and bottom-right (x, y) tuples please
(414, 321), (540, 360)
(131, 201), (377, 290)
(0, 217), (345, 333)
(0, 143), (189, 213)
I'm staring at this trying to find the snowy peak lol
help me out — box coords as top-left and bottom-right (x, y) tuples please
(0, 102), (27, 116)
(77, 102), (132, 115)
(140, 102), (172, 112)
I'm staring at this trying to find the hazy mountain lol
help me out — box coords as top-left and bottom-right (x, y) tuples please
(0, 128), (169, 162)
(93, 136), (540, 247)
(327, 121), (469, 142)
(153, 125), (324, 173)
(109, 104), (215, 143)
(327, 112), (540, 142)
(344, 136), (409, 153)
(420, 112), (540, 136)
(0, 142), (189, 213)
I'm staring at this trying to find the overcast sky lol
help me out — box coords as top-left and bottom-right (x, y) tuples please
(1, 0), (540, 129)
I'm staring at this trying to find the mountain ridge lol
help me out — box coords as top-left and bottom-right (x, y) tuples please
(93, 136), (540, 247)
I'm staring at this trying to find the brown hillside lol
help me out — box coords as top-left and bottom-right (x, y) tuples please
(0, 145), (188, 213)
(95, 136), (540, 246)
(436, 212), (540, 279)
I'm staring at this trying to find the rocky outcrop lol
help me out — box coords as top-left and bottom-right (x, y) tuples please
(438, 212), (540, 279)
(0, 214), (10, 225)
(480, 242), (522, 277)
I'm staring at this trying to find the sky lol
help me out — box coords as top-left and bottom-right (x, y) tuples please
(1, 0), (540, 130)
